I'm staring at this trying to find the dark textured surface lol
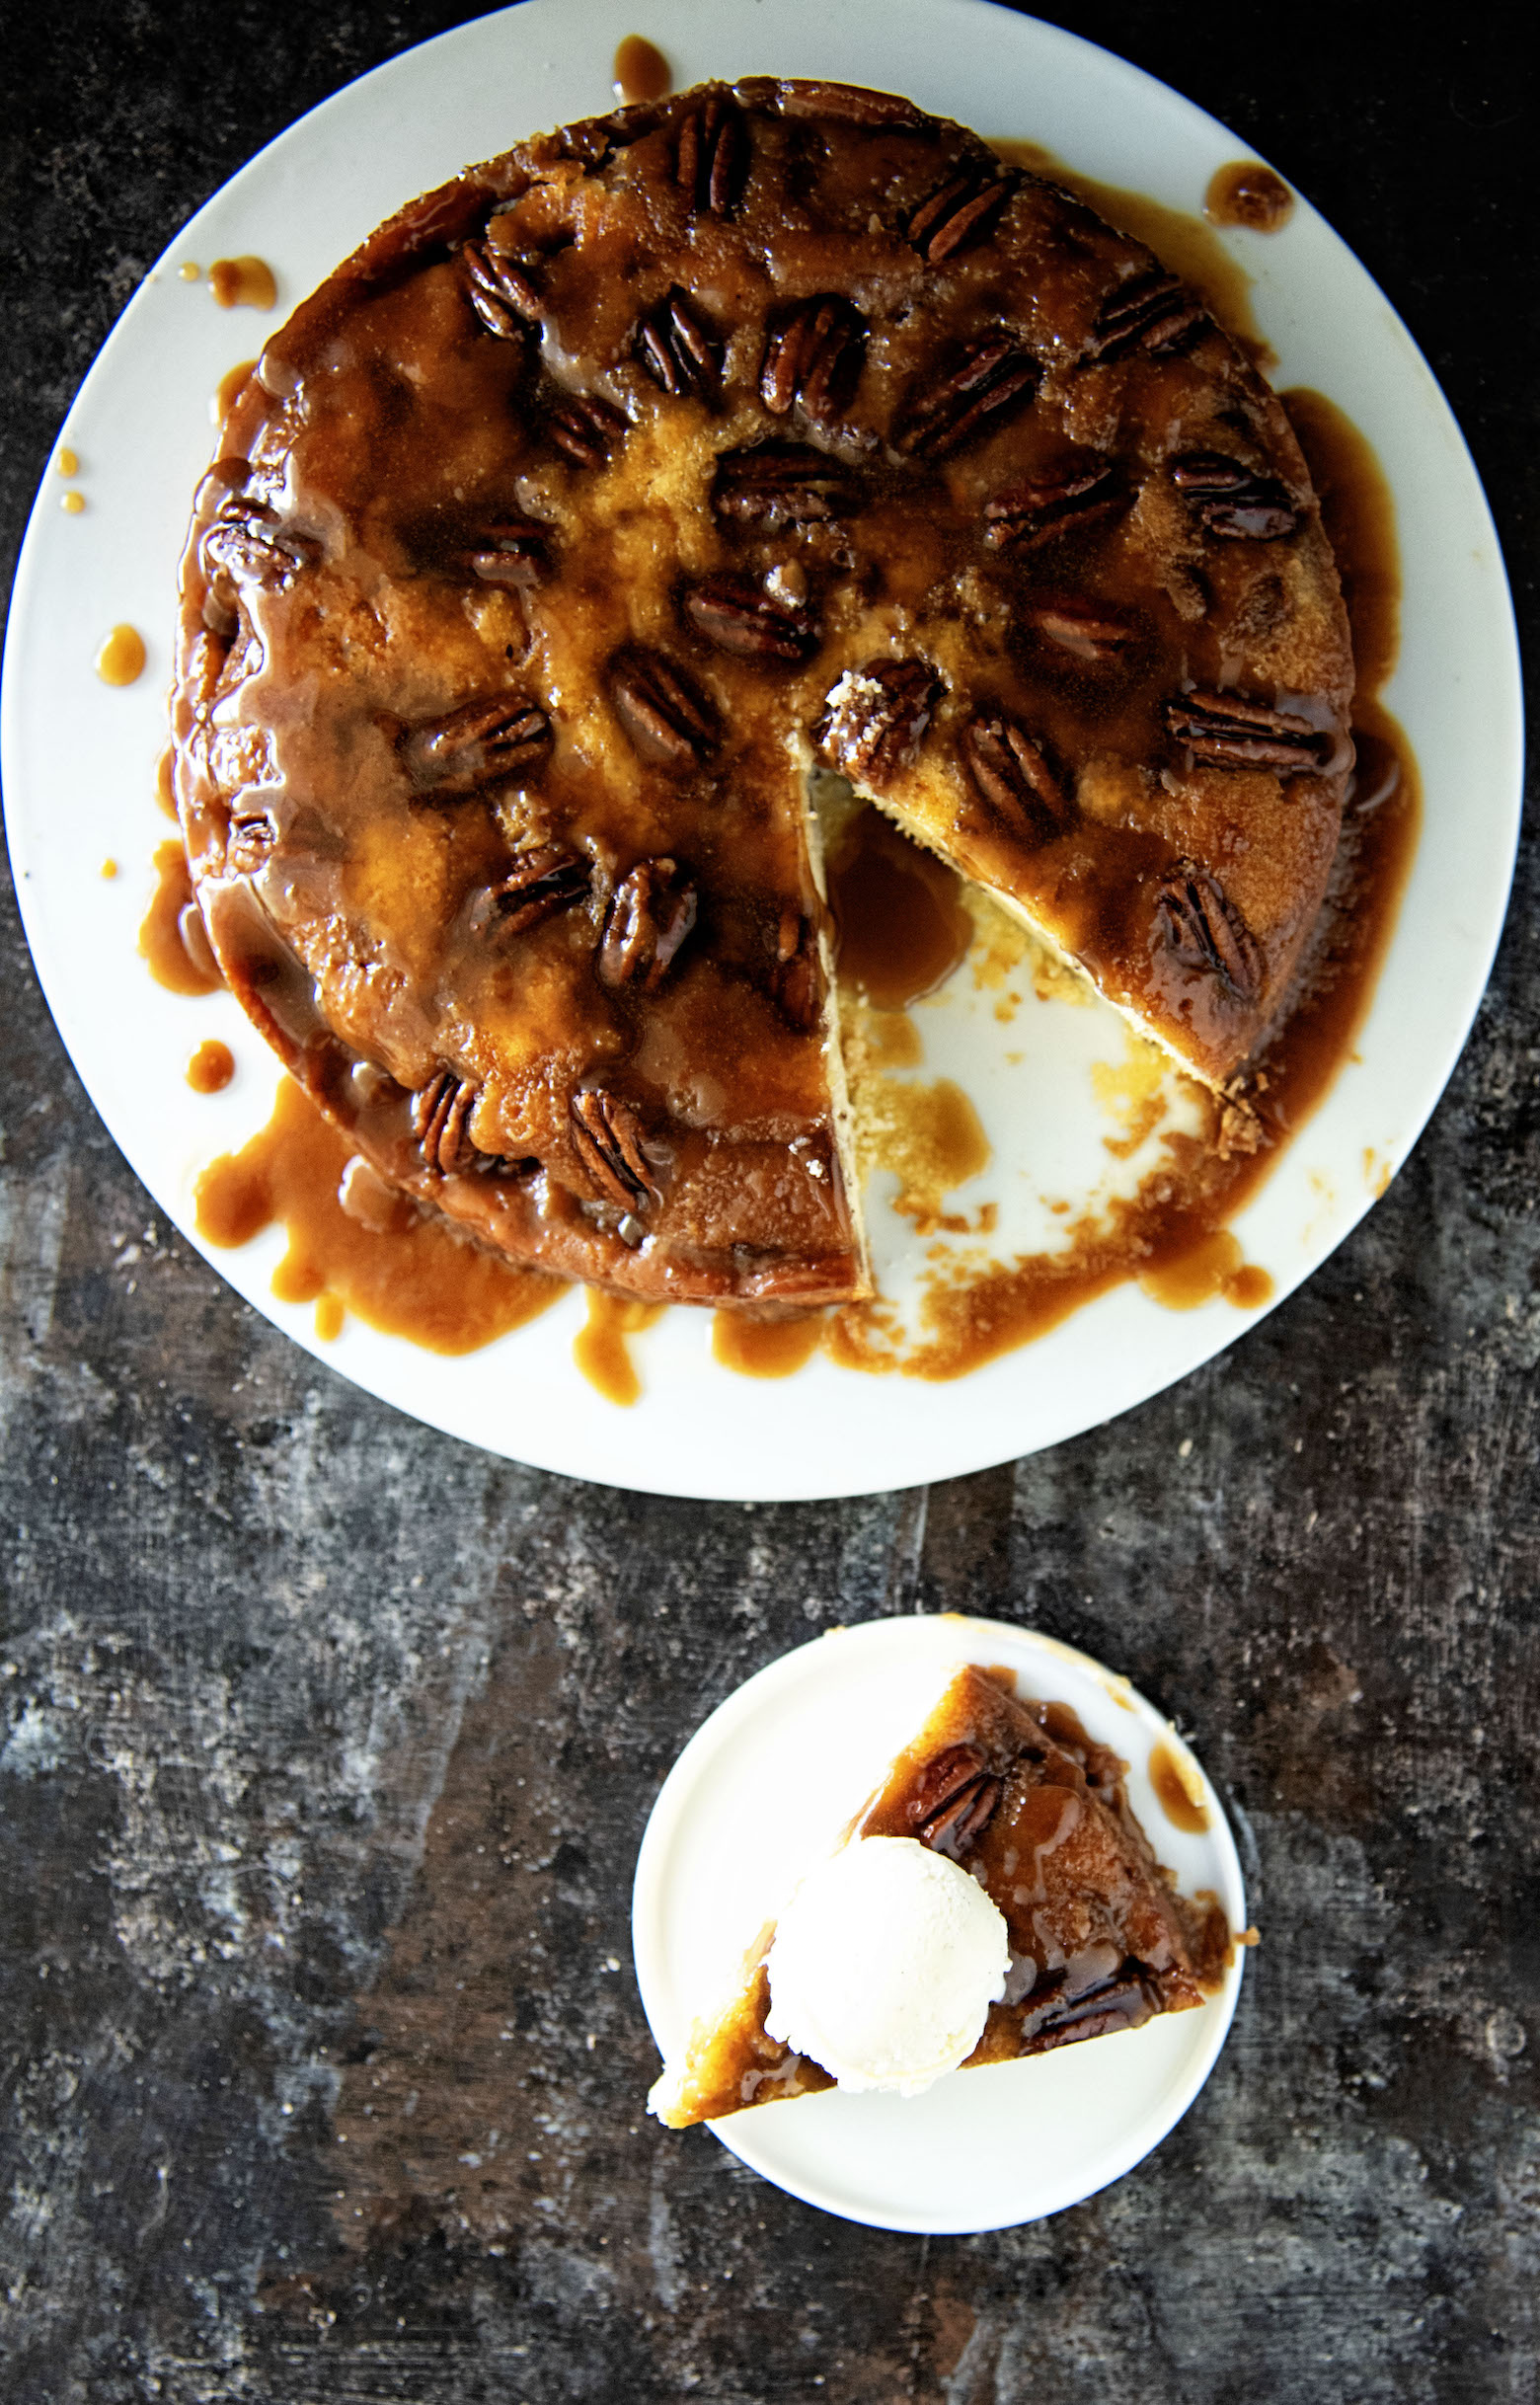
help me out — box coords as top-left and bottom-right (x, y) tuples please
(2, 3), (1537, 2397)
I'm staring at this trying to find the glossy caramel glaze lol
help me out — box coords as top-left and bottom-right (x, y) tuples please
(171, 78), (1353, 1312)
(653, 1663), (1228, 2126)
(195, 1072), (560, 1352)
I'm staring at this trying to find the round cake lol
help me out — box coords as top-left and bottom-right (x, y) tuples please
(171, 77), (1353, 1307)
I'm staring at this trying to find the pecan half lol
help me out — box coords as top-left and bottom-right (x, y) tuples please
(1084, 268), (1208, 363)
(599, 858), (698, 990)
(817, 659), (942, 786)
(960, 710), (1066, 831)
(545, 389), (631, 468)
(1153, 865), (1264, 1003)
(402, 694), (552, 799)
(637, 287), (722, 402)
(759, 295), (865, 424)
(201, 501), (313, 592)
(907, 1743), (1003, 1860)
(894, 335), (1039, 462)
(413, 1070), (479, 1177)
(711, 441), (858, 526)
(468, 845), (590, 939)
(771, 911), (822, 1034)
(763, 78), (925, 126)
(907, 163), (1014, 264)
(1171, 452), (1300, 540)
(461, 517), (551, 588)
(983, 464), (1124, 551)
(675, 91), (749, 215)
(570, 1089), (657, 1211)
(683, 573), (817, 662)
(1165, 688), (1329, 773)
(1026, 594), (1139, 660)
(607, 648), (719, 768)
(463, 239), (541, 339)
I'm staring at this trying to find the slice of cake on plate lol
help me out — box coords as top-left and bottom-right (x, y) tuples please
(649, 1662), (1231, 2126)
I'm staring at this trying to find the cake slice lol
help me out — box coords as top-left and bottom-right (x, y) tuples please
(649, 1663), (1230, 2126)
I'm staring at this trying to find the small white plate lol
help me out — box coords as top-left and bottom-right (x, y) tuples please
(1, 0), (1521, 1499)
(631, 1613), (1248, 2233)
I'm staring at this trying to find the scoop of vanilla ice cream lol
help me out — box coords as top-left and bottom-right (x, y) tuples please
(764, 1835), (1010, 2097)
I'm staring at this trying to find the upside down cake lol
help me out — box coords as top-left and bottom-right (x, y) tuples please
(171, 77), (1354, 1307)
(650, 1663), (1230, 2125)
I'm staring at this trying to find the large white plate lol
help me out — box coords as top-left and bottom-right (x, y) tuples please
(631, 1614), (1248, 2232)
(1, 0), (1520, 1500)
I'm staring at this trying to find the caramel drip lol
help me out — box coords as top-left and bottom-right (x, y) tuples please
(187, 1039), (235, 1094)
(612, 34), (670, 102)
(573, 1288), (665, 1404)
(96, 625), (145, 686)
(712, 1310), (825, 1379)
(1148, 1740), (1211, 1833)
(195, 1074), (560, 1354)
(1205, 161), (1295, 234)
(209, 256), (276, 309)
(140, 841), (222, 995)
(212, 358), (258, 425)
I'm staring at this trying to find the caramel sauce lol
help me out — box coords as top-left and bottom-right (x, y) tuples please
(864, 1074), (992, 1233)
(195, 1074), (559, 1353)
(1205, 160), (1295, 234)
(712, 1309), (825, 1379)
(828, 806), (974, 1008)
(573, 1288), (664, 1405)
(187, 1038), (235, 1094)
(100, 857), (118, 880)
(140, 840), (222, 995)
(56, 446), (78, 476)
(179, 261), (200, 282)
(1138, 1229), (1273, 1313)
(612, 34), (670, 103)
(209, 256), (276, 310)
(1148, 1740), (1211, 1834)
(212, 358), (258, 425)
(60, 491), (85, 515)
(95, 624), (145, 686)
(990, 141), (1268, 358)
(156, 745), (179, 819)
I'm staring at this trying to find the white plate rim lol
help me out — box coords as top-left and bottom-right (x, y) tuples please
(630, 1611), (1249, 2232)
(0, 0), (1523, 1501)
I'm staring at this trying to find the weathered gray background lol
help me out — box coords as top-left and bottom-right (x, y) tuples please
(3, 4), (1536, 2398)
